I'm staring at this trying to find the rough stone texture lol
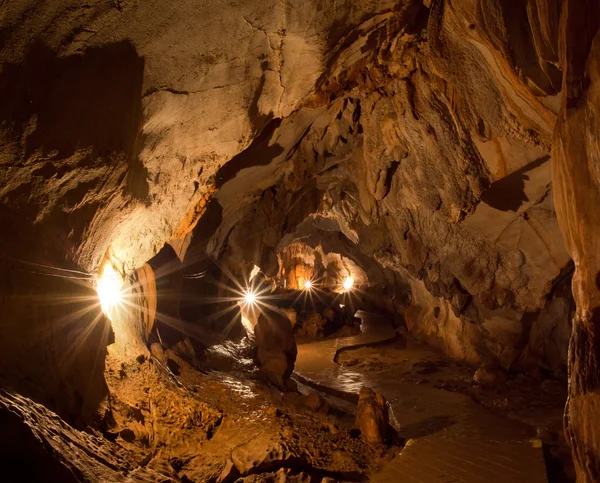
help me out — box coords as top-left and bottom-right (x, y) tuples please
(354, 387), (390, 445)
(0, 257), (112, 426)
(278, 242), (368, 292)
(303, 391), (330, 414)
(254, 310), (298, 391)
(552, 1), (600, 479)
(296, 312), (328, 339)
(0, 0), (419, 274)
(0, 390), (170, 482)
(0, 0), (573, 388)
(197, 0), (573, 377)
(2, 0), (600, 477)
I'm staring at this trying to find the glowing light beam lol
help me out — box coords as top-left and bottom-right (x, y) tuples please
(243, 289), (257, 305)
(97, 264), (124, 319)
(343, 276), (354, 292)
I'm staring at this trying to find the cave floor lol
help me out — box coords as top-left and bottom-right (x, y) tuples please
(294, 314), (573, 482)
(4, 313), (573, 482)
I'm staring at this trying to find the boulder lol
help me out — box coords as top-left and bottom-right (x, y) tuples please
(303, 392), (330, 414)
(354, 387), (389, 444)
(254, 311), (297, 391)
(150, 343), (167, 365)
(473, 365), (508, 386)
(170, 337), (205, 369)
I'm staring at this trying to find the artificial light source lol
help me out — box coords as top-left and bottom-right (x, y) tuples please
(97, 264), (124, 319)
(343, 276), (354, 292)
(243, 289), (257, 305)
(303, 279), (313, 290)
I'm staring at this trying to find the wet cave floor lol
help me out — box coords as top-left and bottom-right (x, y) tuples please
(292, 313), (573, 483)
(7, 312), (574, 482)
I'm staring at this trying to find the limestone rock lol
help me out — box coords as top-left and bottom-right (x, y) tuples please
(1, 0), (598, 477)
(254, 311), (298, 391)
(150, 342), (166, 365)
(296, 312), (328, 339)
(473, 366), (508, 386)
(170, 337), (205, 369)
(354, 387), (389, 445)
(0, 390), (162, 482)
(303, 392), (330, 415)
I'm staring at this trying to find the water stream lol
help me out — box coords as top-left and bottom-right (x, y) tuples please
(293, 311), (549, 482)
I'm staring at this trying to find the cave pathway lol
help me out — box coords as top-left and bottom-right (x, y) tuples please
(294, 312), (548, 483)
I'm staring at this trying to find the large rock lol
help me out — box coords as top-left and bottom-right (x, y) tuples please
(552, 1), (600, 478)
(254, 310), (297, 391)
(354, 387), (389, 445)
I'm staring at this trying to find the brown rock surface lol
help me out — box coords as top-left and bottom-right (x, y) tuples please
(552, 1), (600, 478)
(354, 387), (390, 445)
(254, 310), (298, 391)
(3, 0), (600, 478)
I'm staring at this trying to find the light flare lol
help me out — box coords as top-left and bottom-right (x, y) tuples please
(343, 276), (354, 292)
(243, 289), (257, 305)
(303, 279), (313, 290)
(97, 264), (124, 319)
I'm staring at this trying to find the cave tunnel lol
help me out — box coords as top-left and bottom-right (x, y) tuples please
(1, 1), (599, 482)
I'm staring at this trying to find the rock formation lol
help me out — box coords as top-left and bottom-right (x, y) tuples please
(1, 0), (599, 479)
(254, 310), (298, 391)
(552, 1), (600, 479)
(355, 387), (390, 444)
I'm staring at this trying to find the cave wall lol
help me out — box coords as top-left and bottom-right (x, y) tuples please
(1, 0), (573, 379)
(0, 257), (112, 425)
(552, 0), (600, 478)
(0, 0), (407, 419)
(278, 242), (369, 291)
(1, 0), (407, 274)
(202, 0), (573, 372)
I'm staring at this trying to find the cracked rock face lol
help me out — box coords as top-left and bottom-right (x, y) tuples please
(2, 0), (600, 479)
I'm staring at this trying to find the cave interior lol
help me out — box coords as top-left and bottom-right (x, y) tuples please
(1, 1), (600, 482)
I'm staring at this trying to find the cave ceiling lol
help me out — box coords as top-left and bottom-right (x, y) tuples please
(1, 0), (567, 302)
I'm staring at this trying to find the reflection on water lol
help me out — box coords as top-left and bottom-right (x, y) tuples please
(295, 312), (396, 394)
(387, 401), (401, 431)
(220, 376), (257, 399)
(206, 338), (255, 369)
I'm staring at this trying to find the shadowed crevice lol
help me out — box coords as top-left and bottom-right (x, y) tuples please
(215, 117), (284, 189)
(480, 155), (549, 211)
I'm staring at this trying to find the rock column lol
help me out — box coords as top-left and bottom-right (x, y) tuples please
(553, 1), (600, 479)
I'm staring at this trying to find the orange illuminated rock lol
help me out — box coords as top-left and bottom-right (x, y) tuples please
(254, 311), (297, 391)
(354, 387), (389, 445)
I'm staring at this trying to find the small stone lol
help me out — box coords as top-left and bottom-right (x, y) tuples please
(303, 392), (329, 414)
(473, 365), (507, 386)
